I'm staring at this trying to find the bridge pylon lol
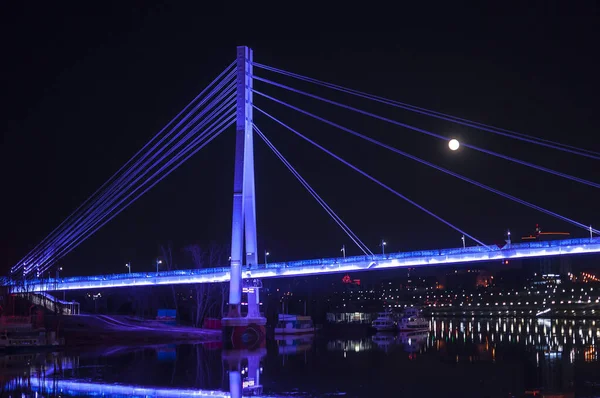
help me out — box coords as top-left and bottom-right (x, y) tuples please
(222, 46), (267, 347)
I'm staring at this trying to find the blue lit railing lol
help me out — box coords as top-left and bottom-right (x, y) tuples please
(3, 237), (599, 288)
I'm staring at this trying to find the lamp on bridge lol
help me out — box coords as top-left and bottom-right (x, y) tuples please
(156, 259), (162, 275)
(264, 251), (270, 267)
(461, 235), (465, 249)
(341, 245), (346, 259)
(125, 263), (131, 274)
(380, 240), (387, 256)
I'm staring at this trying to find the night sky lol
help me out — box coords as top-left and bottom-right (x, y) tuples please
(1, 4), (599, 276)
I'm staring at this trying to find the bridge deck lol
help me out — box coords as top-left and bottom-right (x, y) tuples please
(4, 238), (600, 292)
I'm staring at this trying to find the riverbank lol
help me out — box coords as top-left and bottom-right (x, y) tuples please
(46, 314), (221, 346)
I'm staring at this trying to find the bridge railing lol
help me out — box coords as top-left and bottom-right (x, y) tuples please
(4, 237), (598, 287)
(20, 292), (80, 315)
(269, 237), (599, 270)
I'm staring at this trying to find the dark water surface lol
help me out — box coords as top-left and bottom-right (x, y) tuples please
(2, 317), (600, 397)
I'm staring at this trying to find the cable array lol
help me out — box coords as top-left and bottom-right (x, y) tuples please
(252, 89), (599, 236)
(254, 63), (600, 161)
(253, 77), (600, 189)
(14, 63), (237, 278)
(15, 55), (597, 280)
(253, 124), (373, 257)
(254, 105), (490, 249)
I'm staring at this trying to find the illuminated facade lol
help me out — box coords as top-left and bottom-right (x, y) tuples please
(522, 225), (573, 277)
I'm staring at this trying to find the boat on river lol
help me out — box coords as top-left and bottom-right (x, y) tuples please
(274, 314), (315, 335)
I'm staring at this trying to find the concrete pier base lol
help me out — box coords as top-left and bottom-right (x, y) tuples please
(222, 316), (266, 350)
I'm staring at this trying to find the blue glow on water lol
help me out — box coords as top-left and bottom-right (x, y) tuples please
(11, 378), (231, 397)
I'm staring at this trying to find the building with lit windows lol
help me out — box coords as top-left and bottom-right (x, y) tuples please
(522, 224), (572, 277)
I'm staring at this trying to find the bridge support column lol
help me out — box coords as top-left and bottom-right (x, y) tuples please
(223, 348), (266, 397)
(245, 278), (263, 319)
(223, 45), (266, 347)
(246, 287), (260, 318)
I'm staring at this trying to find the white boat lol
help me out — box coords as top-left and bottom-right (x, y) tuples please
(274, 314), (315, 335)
(0, 330), (63, 352)
(397, 308), (428, 332)
(371, 311), (397, 332)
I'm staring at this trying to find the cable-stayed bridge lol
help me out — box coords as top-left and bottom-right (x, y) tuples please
(3, 47), (599, 330)
(5, 237), (600, 293)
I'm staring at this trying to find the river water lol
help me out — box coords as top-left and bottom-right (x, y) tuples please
(2, 317), (600, 397)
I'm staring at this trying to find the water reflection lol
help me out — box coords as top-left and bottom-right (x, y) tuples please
(2, 317), (600, 397)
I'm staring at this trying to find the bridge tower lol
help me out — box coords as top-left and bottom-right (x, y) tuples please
(222, 46), (267, 348)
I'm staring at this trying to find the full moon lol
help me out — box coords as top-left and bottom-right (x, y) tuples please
(448, 139), (460, 151)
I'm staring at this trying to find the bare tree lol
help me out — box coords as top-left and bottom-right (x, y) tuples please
(160, 243), (179, 319)
(207, 242), (229, 318)
(184, 244), (216, 327)
(218, 282), (229, 319)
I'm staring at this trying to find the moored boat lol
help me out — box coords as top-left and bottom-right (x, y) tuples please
(370, 311), (397, 332)
(0, 316), (64, 353)
(397, 308), (428, 332)
(274, 314), (315, 335)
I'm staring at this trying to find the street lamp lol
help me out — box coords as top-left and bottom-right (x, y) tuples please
(126, 263), (131, 274)
(507, 229), (512, 245)
(461, 235), (465, 249)
(156, 259), (162, 275)
(265, 251), (270, 267)
(341, 245), (346, 259)
(380, 240), (387, 256)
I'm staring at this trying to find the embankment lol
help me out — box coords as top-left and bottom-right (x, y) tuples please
(46, 314), (221, 346)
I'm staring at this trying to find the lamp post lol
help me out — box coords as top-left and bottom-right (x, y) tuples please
(461, 235), (465, 249)
(265, 251), (270, 267)
(156, 259), (162, 275)
(341, 245), (346, 259)
(380, 240), (387, 256)
(126, 263), (131, 274)
(507, 229), (512, 246)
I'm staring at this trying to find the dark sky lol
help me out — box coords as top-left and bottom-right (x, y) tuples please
(1, 3), (599, 276)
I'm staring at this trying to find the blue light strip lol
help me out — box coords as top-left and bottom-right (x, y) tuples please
(253, 105), (489, 248)
(253, 123), (373, 257)
(253, 76), (600, 189)
(252, 89), (600, 236)
(26, 88), (236, 275)
(13, 63), (236, 276)
(32, 112), (236, 276)
(7, 237), (600, 292)
(253, 62), (600, 160)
